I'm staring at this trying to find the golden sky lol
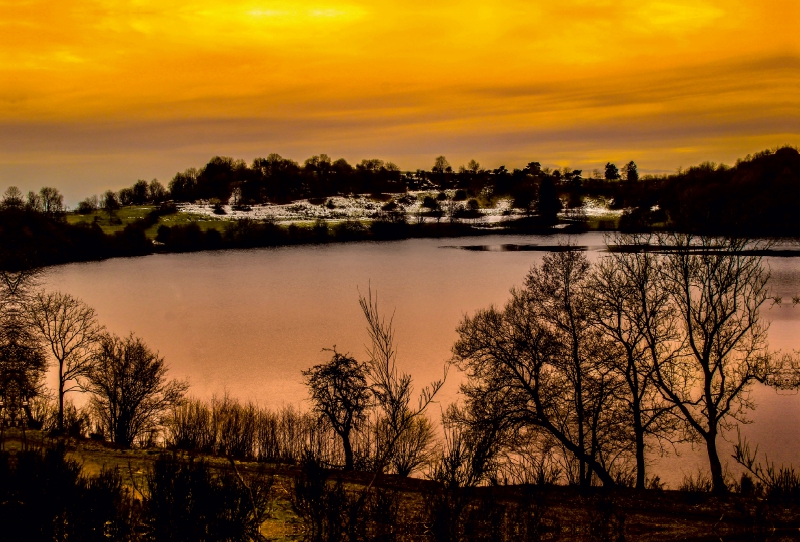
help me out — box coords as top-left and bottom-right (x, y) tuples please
(1, 0), (798, 200)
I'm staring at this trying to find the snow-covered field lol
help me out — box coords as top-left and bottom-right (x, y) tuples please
(178, 192), (623, 225)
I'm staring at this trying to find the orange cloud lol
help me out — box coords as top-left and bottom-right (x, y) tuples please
(0, 0), (798, 197)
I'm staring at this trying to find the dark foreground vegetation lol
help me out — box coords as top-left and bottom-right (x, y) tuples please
(5, 428), (800, 541)
(2, 146), (799, 268)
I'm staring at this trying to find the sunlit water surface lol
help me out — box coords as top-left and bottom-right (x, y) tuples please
(42, 232), (800, 487)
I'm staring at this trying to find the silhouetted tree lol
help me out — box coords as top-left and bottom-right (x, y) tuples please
(536, 176), (562, 223)
(0, 269), (47, 426)
(169, 168), (200, 202)
(623, 161), (639, 182)
(149, 179), (168, 203)
(604, 163), (620, 181)
(1, 187), (24, 209)
(86, 333), (187, 447)
(77, 195), (99, 214)
(433, 156), (451, 174)
(26, 191), (43, 212)
(37, 187), (64, 214)
(102, 190), (120, 218)
(27, 291), (103, 432)
(453, 250), (623, 488)
(359, 289), (444, 475)
(118, 187), (134, 206)
(655, 234), (771, 493)
(131, 180), (149, 205)
(303, 351), (371, 470)
(588, 234), (681, 489)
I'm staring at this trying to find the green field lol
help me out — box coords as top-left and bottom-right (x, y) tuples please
(66, 205), (230, 239)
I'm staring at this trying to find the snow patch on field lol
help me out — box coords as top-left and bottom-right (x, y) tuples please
(177, 193), (622, 224)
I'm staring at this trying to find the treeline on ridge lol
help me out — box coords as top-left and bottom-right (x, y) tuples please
(101, 145), (800, 235)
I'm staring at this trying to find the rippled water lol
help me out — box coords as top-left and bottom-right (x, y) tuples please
(42, 232), (800, 487)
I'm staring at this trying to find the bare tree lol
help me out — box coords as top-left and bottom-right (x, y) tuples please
(656, 234), (771, 493)
(148, 179), (167, 203)
(1, 186), (24, 208)
(102, 190), (120, 219)
(0, 269), (47, 425)
(384, 415), (436, 476)
(588, 234), (682, 489)
(359, 288), (445, 475)
(38, 187), (64, 214)
(86, 333), (187, 447)
(453, 250), (626, 488)
(432, 156), (451, 174)
(26, 291), (103, 432)
(303, 350), (371, 470)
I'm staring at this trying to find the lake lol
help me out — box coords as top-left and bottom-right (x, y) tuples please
(42, 232), (800, 487)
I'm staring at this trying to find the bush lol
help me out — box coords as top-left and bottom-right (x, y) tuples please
(76, 199), (97, 214)
(291, 457), (400, 542)
(145, 454), (273, 542)
(678, 471), (713, 493)
(166, 397), (343, 466)
(0, 445), (135, 541)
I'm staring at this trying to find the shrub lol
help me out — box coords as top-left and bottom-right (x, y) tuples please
(145, 454), (273, 542)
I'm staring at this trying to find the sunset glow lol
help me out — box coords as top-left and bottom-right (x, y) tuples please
(1, 0), (798, 199)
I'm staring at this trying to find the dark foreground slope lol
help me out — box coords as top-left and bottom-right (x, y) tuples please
(3, 429), (800, 542)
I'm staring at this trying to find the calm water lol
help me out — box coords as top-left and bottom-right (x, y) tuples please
(42, 232), (800, 487)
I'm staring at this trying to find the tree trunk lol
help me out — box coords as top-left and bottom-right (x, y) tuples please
(633, 407), (646, 489)
(342, 433), (354, 471)
(706, 432), (727, 493)
(58, 363), (64, 433)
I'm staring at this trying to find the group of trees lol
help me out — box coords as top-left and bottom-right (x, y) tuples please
(450, 234), (784, 493)
(77, 179), (168, 215)
(0, 186), (65, 215)
(82, 153), (644, 216)
(168, 155), (404, 204)
(159, 154), (635, 218)
(3, 146), (795, 247)
(295, 237), (792, 496)
(0, 268), (186, 446)
(656, 146), (800, 235)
